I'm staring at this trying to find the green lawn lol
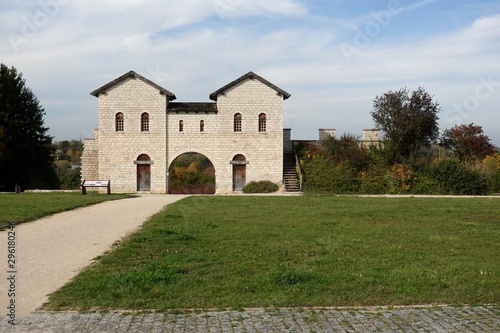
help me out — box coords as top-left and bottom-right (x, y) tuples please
(0, 192), (133, 227)
(43, 196), (500, 311)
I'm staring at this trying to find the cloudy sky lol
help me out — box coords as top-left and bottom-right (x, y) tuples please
(1, 0), (500, 145)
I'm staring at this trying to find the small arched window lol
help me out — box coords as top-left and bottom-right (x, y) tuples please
(234, 113), (242, 132)
(141, 113), (149, 132)
(200, 120), (205, 132)
(258, 113), (266, 132)
(115, 112), (124, 132)
(179, 120), (184, 132)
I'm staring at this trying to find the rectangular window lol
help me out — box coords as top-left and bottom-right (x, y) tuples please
(234, 120), (241, 132)
(259, 120), (266, 132)
(116, 121), (124, 132)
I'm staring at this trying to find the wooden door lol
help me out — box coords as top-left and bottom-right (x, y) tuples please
(136, 154), (151, 191)
(232, 154), (246, 191)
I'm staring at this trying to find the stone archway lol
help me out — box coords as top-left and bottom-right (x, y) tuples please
(169, 152), (215, 194)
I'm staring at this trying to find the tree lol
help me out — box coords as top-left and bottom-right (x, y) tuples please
(0, 64), (58, 191)
(68, 139), (82, 165)
(441, 123), (496, 166)
(371, 87), (440, 165)
(0, 126), (5, 161)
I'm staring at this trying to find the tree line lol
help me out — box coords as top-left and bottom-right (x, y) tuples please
(2, 64), (498, 194)
(298, 87), (499, 195)
(52, 140), (83, 190)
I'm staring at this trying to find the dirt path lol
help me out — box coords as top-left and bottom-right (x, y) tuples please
(0, 194), (187, 316)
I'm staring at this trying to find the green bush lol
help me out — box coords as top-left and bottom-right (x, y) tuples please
(301, 155), (335, 192)
(359, 174), (390, 194)
(60, 169), (81, 190)
(409, 173), (443, 195)
(486, 171), (500, 193)
(242, 180), (279, 193)
(424, 159), (487, 195)
(301, 157), (360, 193)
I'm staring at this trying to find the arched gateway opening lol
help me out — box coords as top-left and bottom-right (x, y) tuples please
(169, 152), (215, 194)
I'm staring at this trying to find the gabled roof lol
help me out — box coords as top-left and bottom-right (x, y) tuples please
(209, 71), (291, 101)
(167, 102), (217, 113)
(90, 70), (176, 100)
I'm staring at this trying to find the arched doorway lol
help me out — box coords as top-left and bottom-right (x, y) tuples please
(232, 154), (247, 191)
(169, 152), (215, 194)
(136, 154), (151, 191)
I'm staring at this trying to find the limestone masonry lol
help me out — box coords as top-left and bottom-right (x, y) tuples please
(81, 71), (382, 194)
(82, 71), (291, 194)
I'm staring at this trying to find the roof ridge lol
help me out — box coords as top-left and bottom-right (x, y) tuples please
(209, 72), (291, 101)
(90, 70), (177, 100)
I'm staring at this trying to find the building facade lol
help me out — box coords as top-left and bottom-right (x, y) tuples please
(81, 71), (291, 194)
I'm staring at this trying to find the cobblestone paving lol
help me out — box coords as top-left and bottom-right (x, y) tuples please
(1, 305), (498, 332)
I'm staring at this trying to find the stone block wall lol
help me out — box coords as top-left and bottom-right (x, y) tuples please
(81, 130), (99, 181)
(362, 129), (382, 148)
(96, 77), (169, 193)
(168, 78), (284, 193)
(85, 72), (287, 194)
(319, 128), (336, 140)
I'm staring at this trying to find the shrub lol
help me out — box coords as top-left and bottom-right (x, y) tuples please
(359, 151), (392, 194)
(390, 163), (415, 193)
(359, 177), (384, 194)
(424, 159), (487, 195)
(60, 169), (81, 190)
(322, 133), (370, 172)
(409, 173), (443, 195)
(483, 154), (500, 193)
(242, 180), (279, 193)
(486, 172), (500, 193)
(301, 155), (360, 193)
(359, 174), (389, 194)
(301, 154), (335, 192)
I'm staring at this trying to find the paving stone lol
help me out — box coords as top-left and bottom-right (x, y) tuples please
(1, 305), (499, 332)
(152, 313), (167, 333)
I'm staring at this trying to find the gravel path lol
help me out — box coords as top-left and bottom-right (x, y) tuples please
(0, 194), (187, 316)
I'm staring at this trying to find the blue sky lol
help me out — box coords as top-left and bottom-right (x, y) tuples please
(1, 0), (500, 145)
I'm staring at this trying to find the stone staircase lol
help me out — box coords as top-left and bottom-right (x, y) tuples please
(283, 152), (300, 192)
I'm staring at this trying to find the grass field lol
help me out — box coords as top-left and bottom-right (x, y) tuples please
(43, 195), (500, 311)
(0, 192), (133, 228)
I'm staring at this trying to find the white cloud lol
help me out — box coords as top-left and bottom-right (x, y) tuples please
(0, 1), (499, 145)
(396, 0), (438, 14)
(212, 0), (307, 18)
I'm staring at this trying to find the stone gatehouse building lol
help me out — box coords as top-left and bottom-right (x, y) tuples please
(81, 71), (291, 194)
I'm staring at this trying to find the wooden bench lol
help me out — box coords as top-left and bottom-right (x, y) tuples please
(81, 179), (111, 195)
